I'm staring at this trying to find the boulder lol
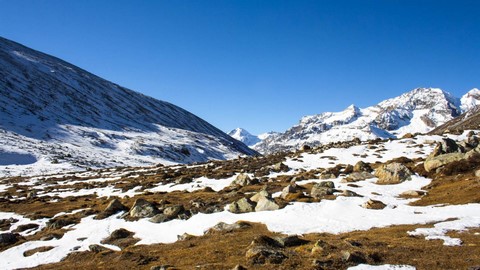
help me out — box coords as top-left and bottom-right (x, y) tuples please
(96, 198), (129, 219)
(341, 190), (362, 197)
(341, 250), (367, 263)
(375, 162), (412, 184)
(430, 138), (463, 157)
(175, 177), (192, 184)
(89, 244), (112, 253)
(228, 198), (255, 213)
(245, 235), (287, 264)
(0, 233), (19, 247)
(310, 182), (335, 198)
(271, 162), (289, 172)
(163, 205), (185, 219)
(129, 199), (160, 218)
(250, 190), (271, 203)
(401, 190), (426, 197)
(149, 214), (168, 223)
(280, 184), (297, 199)
(231, 174), (258, 187)
(255, 197), (280, 212)
(343, 172), (374, 182)
(362, 199), (386, 210)
(353, 161), (372, 172)
(424, 153), (465, 172)
(274, 235), (308, 247)
(206, 221), (252, 234)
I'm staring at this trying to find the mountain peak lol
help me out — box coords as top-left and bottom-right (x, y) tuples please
(460, 88), (480, 112)
(228, 128), (260, 146)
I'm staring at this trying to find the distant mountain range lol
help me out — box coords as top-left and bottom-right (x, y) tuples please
(0, 36), (256, 176)
(232, 88), (480, 154)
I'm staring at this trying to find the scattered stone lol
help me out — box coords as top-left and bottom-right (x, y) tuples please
(362, 199), (387, 210)
(231, 174), (258, 187)
(255, 197), (280, 212)
(311, 182), (335, 198)
(149, 214), (168, 224)
(97, 198), (129, 219)
(175, 176), (192, 184)
(129, 199), (160, 218)
(0, 232), (19, 247)
(228, 198), (255, 213)
(232, 265), (247, 270)
(106, 228), (133, 241)
(319, 173), (336, 179)
(401, 190), (426, 197)
(245, 235), (287, 264)
(375, 162), (412, 184)
(311, 240), (334, 255)
(341, 250), (367, 263)
(12, 223), (39, 233)
(163, 205), (184, 219)
(89, 244), (112, 253)
(300, 145), (311, 151)
(271, 162), (289, 172)
(177, 233), (194, 241)
(280, 184), (297, 199)
(402, 133), (414, 139)
(274, 235), (308, 247)
(250, 189), (271, 203)
(150, 265), (174, 270)
(206, 221), (252, 234)
(354, 161), (372, 173)
(47, 218), (76, 229)
(341, 190), (362, 197)
(424, 153), (465, 172)
(26, 190), (37, 199)
(343, 172), (374, 182)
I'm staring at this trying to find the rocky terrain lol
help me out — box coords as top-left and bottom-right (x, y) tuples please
(0, 128), (479, 269)
(0, 36), (256, 177)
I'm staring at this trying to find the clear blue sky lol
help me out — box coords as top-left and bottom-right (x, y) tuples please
(1, 0), (479, 135)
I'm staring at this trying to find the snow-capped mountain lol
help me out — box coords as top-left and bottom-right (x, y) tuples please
(228, 128), (260, 146)
(0, 36), (256, 176)
(254, 88), (475, 154)
(460, 88), (480, 112)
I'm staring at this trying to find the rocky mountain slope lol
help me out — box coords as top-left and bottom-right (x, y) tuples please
(0, 37), (256, 177)
(255, 88), (479, 154)
(0, 130), (479, 269)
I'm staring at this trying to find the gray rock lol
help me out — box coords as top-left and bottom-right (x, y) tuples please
(101, 198), (128, 218)
(89, 244), (111, 253)
(401, 190), (426, 197)
(271, 162), (289, 172)
(341, 250), (367, 263)
(319, 173), (336, 179)
(228, 198), (255, 213)
(341, 190), (362, 197)
(231, 174), (258, 187)
(424, 153), (465, 172)
(129, 199), (160, 218)
(343, 172), (374, 182)
(255, 197), (279, 212)
(250, 189), (271, 203)
(149, 214), (169, 223)
(245, 236), (287, 264)
(163, 205), (184, 219)
(362, 199), (387, 210)
(280, 184), (297, 199)
(353, 161), (372, 172)
(311, 182), (335, 198)
(206, 221), (252, 233)
(0, 233), (18, 247)
(274, 235), (308, 247)
(375, 162), (412, 184)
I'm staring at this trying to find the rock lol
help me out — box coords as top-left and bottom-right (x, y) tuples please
(149, 214), (168, 223)
(318, 181), (335, 188)
(310, 182), (335, 198)
(245, 235), (287, 264)
(89, 244), (112, 253)
(232, 265), (247, 270)
(97, 198), (129, 219)
(12, 223), (39, 233)
(402, 133), (414, 139)
(341, 190), (362, 197)
(424, 153), (465, 172)
(362, 199), (386, 210)
(375, 162), (412, 184)
(228, 198), (255, 213)
(343, 172), (374, 182)
(274, 235), (308, 247)
(26, 190), (37, 199)
(231, 174), (258, 187)
(476, 169), (480, 178)
(255, 197), (280, 212)
(430, 138), (462, 157)
(163, 205), (184, 219)
(175, 177), (192, 184)
(319, 173), (336, 179)
(250, 189), (271, 203)
(177, 233), (194, 241)
(129, 199), (160, 218)
(343, 164), (354, 174)
(0, 232), (19, 247)
(300, 145), (311, 151)
(47, 218), (76, 229)
(353, 161), (373, 172)
(401, 190), (426, 197)
(106, 228), (132, 241)
(271, 162), (289, 172)
(280, 184), (297, 199)
(341, 250), (367, 263)
(206, 221), (252, 234)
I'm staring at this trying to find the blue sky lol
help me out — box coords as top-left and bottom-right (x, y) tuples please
(1, 0), (479, 135)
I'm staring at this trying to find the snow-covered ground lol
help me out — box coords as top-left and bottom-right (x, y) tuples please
(1, 132), (479, 269)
